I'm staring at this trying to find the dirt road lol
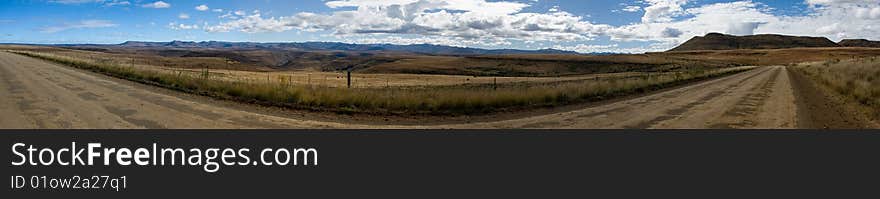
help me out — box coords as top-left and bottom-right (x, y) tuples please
(456, 65), (872, 129)
(0, 52), (871, 129)
(0, 52), (399, 129)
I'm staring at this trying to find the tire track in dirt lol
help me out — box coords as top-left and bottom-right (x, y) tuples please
(0, 61), (74, 128)
(708, 68), (782, 128)
(625, 67), (773, 129)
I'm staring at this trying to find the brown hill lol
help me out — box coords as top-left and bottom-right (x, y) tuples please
(669, 33), (840, 51)
(839, 39), (880, 48)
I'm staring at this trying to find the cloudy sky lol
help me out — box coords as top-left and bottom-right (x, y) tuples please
(0, 0), (878, 53)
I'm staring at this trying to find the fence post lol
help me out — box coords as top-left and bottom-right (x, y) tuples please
(347, 69), (352, 88)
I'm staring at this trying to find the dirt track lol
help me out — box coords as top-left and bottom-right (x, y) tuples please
(460, 65), (875, 129)
(0, 52), (397, 129)
(0, 52), (872, 129)
(457, 66), (802, 128)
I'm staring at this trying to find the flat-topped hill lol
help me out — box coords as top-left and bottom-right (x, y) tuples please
(839, 39), (880, 48)
(669, 33), (840, 51)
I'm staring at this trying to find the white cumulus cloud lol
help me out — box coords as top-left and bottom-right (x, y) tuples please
(168, 22), (201, 30)
(641, 0), (689, 23)
(608, 0), (880, 46)
(204, 0), (610, 46)
(48, 0), (130, 6)
(622, 6), (642, 12)
(40, 20), (117, 33)
(142, 1), (170, 9)
(196, 5), (209, 11)
(197, 0), (880, 53)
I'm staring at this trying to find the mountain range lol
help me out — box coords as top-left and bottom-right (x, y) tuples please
(101, 41), (581, 56)
(839, 39), (880, 48)
(669, 33), (880, 51)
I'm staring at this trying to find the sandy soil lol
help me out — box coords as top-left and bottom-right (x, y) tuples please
(0, 52), (872, 129)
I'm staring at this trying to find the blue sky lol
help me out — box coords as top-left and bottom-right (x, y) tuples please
(0, 0), (878, 52)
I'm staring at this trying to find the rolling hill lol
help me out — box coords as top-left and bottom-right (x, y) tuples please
(105, 41), (580, 56)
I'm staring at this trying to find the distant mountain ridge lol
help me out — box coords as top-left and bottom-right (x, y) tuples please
(839, 39), (880, 48)
(111, 41), (581, 56)
(669, 33), (841, 51)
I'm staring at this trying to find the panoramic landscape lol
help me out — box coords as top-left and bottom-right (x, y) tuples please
(0, 0), (878, 129)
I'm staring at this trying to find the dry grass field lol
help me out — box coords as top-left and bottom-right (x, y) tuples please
(367, 47), (880, 76)
(1, 44), (749, 77)
(793, 57), (880, 121)
(659, 47), (880, 66)
(0, 45), (277, 71)
(0, 45), (672, 88)
(358, 53), (699, 76)
(3, 46), (754, 115)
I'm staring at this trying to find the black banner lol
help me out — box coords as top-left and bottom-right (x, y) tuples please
(2, 130), (880, 198)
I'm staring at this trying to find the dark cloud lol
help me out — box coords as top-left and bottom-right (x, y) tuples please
(661, 27), (683, 38)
